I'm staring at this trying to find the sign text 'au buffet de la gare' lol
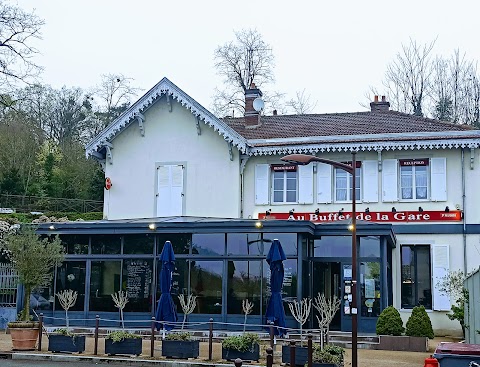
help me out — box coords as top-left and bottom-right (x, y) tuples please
(257, 210), (462, 223)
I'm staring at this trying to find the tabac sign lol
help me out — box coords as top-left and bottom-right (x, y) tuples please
(258, 210), (462, 223)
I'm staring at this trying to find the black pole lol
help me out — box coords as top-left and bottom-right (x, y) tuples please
(266, 347), (273, 367)
(94, 315), (99, 355)
(208, 318), (213, 360)
(307, 333), (313, 367)
(351, 151), (358, 367)
(289, 340), (296, 367)
(234, 358), (243, 367)
(150, 317), (155, 358)
(269, 321), (274, 348)
(37, 313), (43, 351)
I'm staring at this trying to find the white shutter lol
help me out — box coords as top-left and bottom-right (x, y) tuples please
(382, 159), (398, 202)
(316, 163), (332, 204)
(298, 165), (314, 204)
(432, 245), (450, 311)
(362, 160), (379, 203)
(430, 157), (447, 201)
(255, 164), (269, 205)
(156, 165), (184, 217)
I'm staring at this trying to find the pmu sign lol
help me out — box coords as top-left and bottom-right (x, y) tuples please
(257, 210), (462, 223)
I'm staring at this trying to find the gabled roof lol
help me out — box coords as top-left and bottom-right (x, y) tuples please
(85, 77), (248, 158)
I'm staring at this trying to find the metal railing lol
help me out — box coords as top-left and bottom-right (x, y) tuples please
(0, 263), (18, 307)
(0, 194), (103, 214)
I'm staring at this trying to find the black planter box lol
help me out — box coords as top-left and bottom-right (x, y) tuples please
(48, 334), (86, 353)
(222, 343), (260, 362)
(312, 363), (336, 367)
(282, 345), (309, 366)
(105, 337), (142, 356)
(162, 340), (199, 359)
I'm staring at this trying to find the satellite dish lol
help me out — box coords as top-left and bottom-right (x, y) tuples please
(253, 97), (265, 112)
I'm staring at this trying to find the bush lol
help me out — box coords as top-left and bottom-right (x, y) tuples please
(376, 306), (404, 336)
(106, 330), (141, 343)
(405, 305), (434, 339)
(165, 331), (192, 341)
(312, 344), (344, 367)
(222, 333), (260, 352)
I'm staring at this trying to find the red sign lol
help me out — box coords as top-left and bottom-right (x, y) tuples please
(105, 177), (112, 190)
(399, 158), (429, 166)
(271, 164), (297, 172)
(258, 210), (462, 223)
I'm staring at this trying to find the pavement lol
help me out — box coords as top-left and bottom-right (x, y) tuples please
(0, 330), (455, 367)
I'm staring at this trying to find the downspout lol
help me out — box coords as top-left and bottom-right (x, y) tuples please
(461, 148), (467, 273)
(240, 155), (249, 218)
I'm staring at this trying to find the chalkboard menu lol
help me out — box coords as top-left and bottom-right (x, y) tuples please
(125, 260), (152, 299)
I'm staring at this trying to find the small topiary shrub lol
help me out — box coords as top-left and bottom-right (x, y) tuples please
(222, 333), (260, 352)
(376, 306), (404, 336)
(405, 305), (434, 339)
(312, 344), (344, 367)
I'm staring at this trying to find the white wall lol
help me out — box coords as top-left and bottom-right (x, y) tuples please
(104, 97), (241, 219)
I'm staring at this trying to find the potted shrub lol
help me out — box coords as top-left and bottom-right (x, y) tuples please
(48, 328), (85, 353)
(105, 330), (142, 356)
(48, 290), (85, 353)
(312, 344), (345, 367)
(404, 305), (433, 352)
(162, 332), (199, 359)
(222, 332), (260, 361)
(376, 306), (408, 351)
(104, 291), (142, 356)
(2, 227), (64, 350)
(282, 298), (312, 366)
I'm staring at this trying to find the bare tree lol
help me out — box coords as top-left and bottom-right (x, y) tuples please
(178, 294), (197, 330)
(93, 73), (139, 127)
(111, 291), (129, 329)
(383, 39), (435, 116)
(213, 29), (275, 117)
(286, 89), (317, 114)
(0, 1), (44, 93)
(242, 299), (254, 333)
(56, 289), (77, 328)
(312, 293), (341, 349)
(288, 298), (311, 346)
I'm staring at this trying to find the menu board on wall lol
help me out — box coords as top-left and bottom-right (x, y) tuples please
(125, 260), (152, 299)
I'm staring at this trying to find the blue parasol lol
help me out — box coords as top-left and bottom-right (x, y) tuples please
(265, 239), (287, 336)
(155, 241), (178, 331)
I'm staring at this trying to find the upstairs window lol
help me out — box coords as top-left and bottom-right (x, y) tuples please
(399, 159), (428, 200)
(334, 162), (361, 202)
(272, 165), (297, 203)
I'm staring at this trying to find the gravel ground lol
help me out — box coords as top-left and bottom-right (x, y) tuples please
(0, 332), (452, 367)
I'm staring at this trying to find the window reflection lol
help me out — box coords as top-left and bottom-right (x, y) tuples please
(61, 235), (89, 255)
(124, 234), (154, 255)
(157, 234), (191, 255)
(360, 261), (381, 317)
(314, 236), (351, 257)
(227, 233), (262, 255)
(191, 234), (225, 256)
(89, 261), (121, 311)
(263, 258), (297, 316)
(191, 261), (223, 314)
(227, 261), (262, 315)
(56, 261), (86, 311)
(122, 259), (153, 312)
(360, 236), (380, 257)
(91, 235), (121, 254)
(263, 233), (297, 255)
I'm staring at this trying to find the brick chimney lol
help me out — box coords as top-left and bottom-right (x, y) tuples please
(244, 83), (262, 127)
(370, 95), (390, 112)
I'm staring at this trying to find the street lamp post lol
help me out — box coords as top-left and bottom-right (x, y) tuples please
(281, 152), (358, 367)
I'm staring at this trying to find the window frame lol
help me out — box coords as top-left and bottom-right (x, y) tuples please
(334, 166), (362, 203)
(271, 169), (298, 204)
(400, 244), (432, 310)
(399, 161), (430, 202)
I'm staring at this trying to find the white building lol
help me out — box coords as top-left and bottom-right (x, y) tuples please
(39, 78), (480, 336)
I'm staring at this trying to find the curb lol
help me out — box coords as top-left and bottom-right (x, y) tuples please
(11, 353), (263, 367)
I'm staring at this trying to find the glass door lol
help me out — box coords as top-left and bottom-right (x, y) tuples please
(359, 260), (381, 333)
(312, 262), (341, 330)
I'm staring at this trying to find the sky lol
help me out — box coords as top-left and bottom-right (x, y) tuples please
(14, 0), (480, 114)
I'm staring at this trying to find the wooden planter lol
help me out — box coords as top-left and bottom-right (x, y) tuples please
(105, 337), (142, 356)
(378, 335), (428, 352)
(48, 334), (86, 353)
(222, 343), (260, 362)
(9, 327), (39, 351)
(282, 345), (309, 366)
(162, 340), (199, 359)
